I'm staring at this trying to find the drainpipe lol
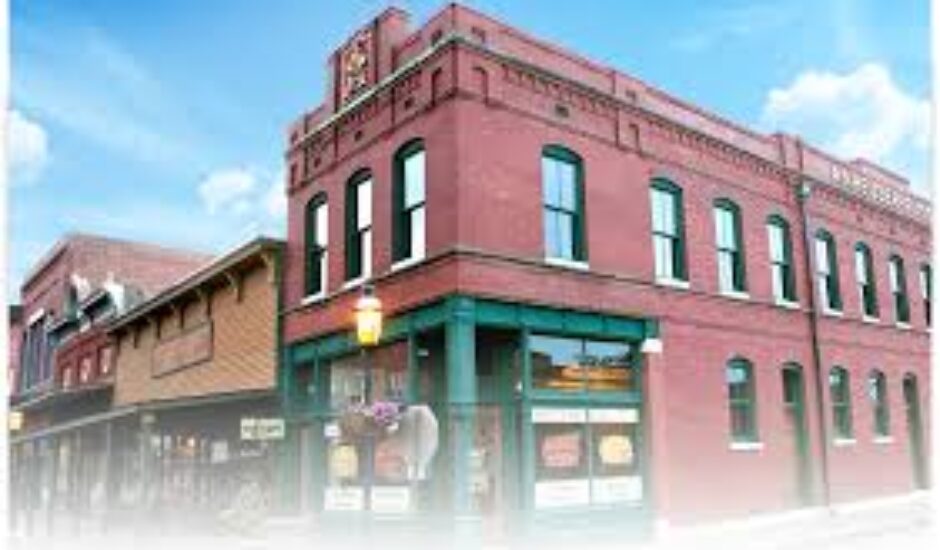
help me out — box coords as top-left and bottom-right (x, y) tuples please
(794, 160), (832, 509)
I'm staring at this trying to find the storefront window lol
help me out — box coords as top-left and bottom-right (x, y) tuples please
(530, 335), (635, 393)
(532, 408), (642, 509)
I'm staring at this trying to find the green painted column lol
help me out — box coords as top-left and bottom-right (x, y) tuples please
(445, 297), (479, 539)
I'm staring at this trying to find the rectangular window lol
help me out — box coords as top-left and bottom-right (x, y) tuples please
(815, 235), (842, 311)
(855, 245), (878, 318)
(889, 257), (910, 324)
(650, 182), (686, 281)
(530, 335), (637, 393)
(829, 368), (853, 439)
(767, 220), (795, 302)
(542, 151), (584, 263)
(305, 199), (328, 296)
(346, 176), (373, 281)
(727, 361), (757, 443)
(920, 264), (931, 327)
(714, 203), (745, 293)
(393, 146), (426, 263)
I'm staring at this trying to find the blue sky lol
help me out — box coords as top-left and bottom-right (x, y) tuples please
(7, 0), (931, 299)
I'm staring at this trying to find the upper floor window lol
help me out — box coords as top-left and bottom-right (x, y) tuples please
(650, 179), (686, 282)
(727, 358), (758, 443)
(345, 171), (373, 281)
(854, 243), (878, 318)
(714, 199), (746, 294)
(541, 146), (586, 263)
(829, 366), (853, 440)
(767, 216), (796, 303)
(867, 370), (890, 437)
(392, 140), (427, 265)
(814, 230), (842, 312)
(920, 263), (932, 327)
(305, 194), (328, 297)
(888, 255), (910, 324)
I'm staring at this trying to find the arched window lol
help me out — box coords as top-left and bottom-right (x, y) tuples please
(829, 366), (853, 440)
(392, 139), (427, 264)
(727, 358), (758, 443)
(888, 255), (910, 324)
(304, 193), (328, 297)
(814, 230), (842, 312)
(650, 179), (687, 282)
(854, 243), (878, 318)
(714, 199), (746, 293)
(767, 215), (795, 302)
(868, 370), (890, 437)
(919, 263), (932, 327)
(542, 145), (586, 263)
(345, 170), (373, 281)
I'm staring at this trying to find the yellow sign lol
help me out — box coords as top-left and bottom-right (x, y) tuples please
(330, 445), (359, 479)
(598, 435), (633, 466)
(9, 410), (24, 432)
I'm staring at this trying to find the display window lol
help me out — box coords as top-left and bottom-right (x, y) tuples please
(530, 335), (636, 393)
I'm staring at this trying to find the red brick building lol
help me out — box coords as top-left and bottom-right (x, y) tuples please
(279, 4), (929, 538)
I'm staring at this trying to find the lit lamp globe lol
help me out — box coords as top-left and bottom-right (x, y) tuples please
(355, 285), (383, 347)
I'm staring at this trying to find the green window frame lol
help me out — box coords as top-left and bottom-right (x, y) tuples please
(392, 139), (427, 264)
(854, 243), (878, 318)
(727, 358), (758, 443)
(650, 179), (687, 281)
(829, 366), (853, 440)
(345, 170), (373, 281)
(542, 145), (586, 263)
(714, 199), (746, 293)
(766, 215), (796, 302)
(304, 193), (328, 296)
(867, 369), (890, 437)
(888, 255), (910, 324)
(814, 230), (842, 312)
(920, 263), (932, 327)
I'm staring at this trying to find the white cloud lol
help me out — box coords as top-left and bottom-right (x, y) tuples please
(761, 63), (930, 189)
(8, 109), (50, 184)
(263, 171), (287, 218)
(198, 168), (257, 214)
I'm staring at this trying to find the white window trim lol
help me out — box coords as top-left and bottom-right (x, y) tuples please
(822, 307), (844, 318)
(833, 438), (857, 447)
(720, 290), (750, 301)
(873, 435), (894, 445)
(774, 299), (800, 310)
(545, 256), (589, 271)
(729, 441), (764, 452)
(861, 315), (880, 324)
(301, 292), (327, 306)
(895, 321), (912, 330)
(655, 277), (690, 290)
(342, 276), (368, 291)
(391, 256), (423, 273)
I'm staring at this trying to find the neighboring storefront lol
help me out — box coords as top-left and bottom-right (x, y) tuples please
(283, 294), (658, 538)
(105, 237), (284, 531)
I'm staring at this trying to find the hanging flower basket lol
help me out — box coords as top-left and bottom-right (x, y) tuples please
(338, 400), (404, 441)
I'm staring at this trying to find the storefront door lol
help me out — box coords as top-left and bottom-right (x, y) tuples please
(903, 375), (927, 489)
(781, 365), (811, 505)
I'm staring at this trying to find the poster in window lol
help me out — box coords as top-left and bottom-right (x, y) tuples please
(330, 444), (359, 480)
(541, 431), (581, 469)
(598, 434), (633, 467)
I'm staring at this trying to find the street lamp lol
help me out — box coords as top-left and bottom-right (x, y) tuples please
(354, 284), (382, 513)
(355, 284), (383, 347)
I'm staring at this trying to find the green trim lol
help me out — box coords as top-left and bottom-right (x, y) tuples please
(650, 178), (688, 281)
(542, 144), (587, 262)
(304, 193), (328, 296)
(854, 242), (879, 317)
(828, 366), (854, 439)
(767, 215), (796, 302)
(814, 229), (843, 311)
(868, 369), (891, 437)
(344, 169), (371, 280)
(392, 138), (426, 263)
(726, 357), (759, 443)
(889, 255), (911, 323)
(714, 198), (747, 292)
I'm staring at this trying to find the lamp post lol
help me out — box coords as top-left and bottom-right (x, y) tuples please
(354, 284), (382, 512)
